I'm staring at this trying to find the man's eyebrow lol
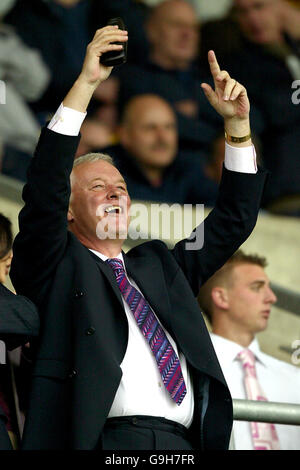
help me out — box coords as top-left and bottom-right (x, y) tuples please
(89, 177), (127, 186)
(249, 280), (266, 287)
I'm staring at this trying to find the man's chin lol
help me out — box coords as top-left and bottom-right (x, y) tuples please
(96, 226), (128, 241)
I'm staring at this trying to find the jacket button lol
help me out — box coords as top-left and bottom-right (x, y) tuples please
(75, 291), (84, 298)
(85, 327), (96, 336)
(69, 369), (77, 379)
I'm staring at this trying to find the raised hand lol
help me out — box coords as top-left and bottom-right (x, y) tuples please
(80, 26), (128, 85)
(201, 50), (250, 121)
(63, 26), (128, 112)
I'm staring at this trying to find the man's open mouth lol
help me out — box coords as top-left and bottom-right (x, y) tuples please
(104, 205), (123, 214)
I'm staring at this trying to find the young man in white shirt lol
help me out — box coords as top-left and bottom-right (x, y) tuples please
(198, 249), (300, 450)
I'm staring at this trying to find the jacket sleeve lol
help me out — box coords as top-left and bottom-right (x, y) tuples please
(171, 165), (268, 295)
(10, 128), (80, 305)
(0, 284), (39, 349)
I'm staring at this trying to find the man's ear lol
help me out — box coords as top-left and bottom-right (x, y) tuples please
(211, 287), (229, 310)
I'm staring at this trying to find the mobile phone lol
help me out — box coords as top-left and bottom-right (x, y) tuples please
(100, 17), (127, 67)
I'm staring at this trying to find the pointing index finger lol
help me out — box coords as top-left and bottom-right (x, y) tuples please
(208, 50), (221, 81)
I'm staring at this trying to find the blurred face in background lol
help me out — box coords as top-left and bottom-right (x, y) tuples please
(0, 250), (12, 284)
(119, 95), (178, 172)
(234, 0), (282, 44)
(147, 0), (199, 69)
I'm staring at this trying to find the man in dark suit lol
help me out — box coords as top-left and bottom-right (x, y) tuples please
(0, 283), (39, 450)
(0, 213), (39, 450)
(11, 26), (267, 450)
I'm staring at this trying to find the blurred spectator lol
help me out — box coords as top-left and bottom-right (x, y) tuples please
(5, 0), (93, 116)
(187, 0), (233, 22)
(140, 0), (233, 22)
(198, 249), (300, 450)
(200, 0), (300, 214)
(114, 0), (223, 153)
(4, 0), (151, 176)
(0, 213), (39, 449)
(76, 118), (116, 158)
(5, 0), (149, 115)
(0, 0), (50, 181)
(88, 94), (218, 205)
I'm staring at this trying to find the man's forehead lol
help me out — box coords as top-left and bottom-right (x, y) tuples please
(232, 263), (269, 282)
(156, 0), (196, 20)
(72, 160), (125, 183)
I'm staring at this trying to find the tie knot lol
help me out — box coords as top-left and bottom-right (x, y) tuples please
(106, 258), (125, 273)
(237, 349), (256, 369)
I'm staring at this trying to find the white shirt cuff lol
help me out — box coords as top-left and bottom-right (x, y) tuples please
(224, 141), (257, 174)
(47, 103), (87, 136)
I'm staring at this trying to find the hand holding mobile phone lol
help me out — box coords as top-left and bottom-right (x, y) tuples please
(100, 17), (127, 67)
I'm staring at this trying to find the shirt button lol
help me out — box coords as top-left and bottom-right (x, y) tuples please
(68, 369), (77, 379)
(75, 290), (84, 298)
(85, 327), (95, 336)
(158, 382), (162, 388)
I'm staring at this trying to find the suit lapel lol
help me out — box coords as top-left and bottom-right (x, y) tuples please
(89, 249), (173, 336)
(88, 250), (124, 310)
(122, 252), (173, 334)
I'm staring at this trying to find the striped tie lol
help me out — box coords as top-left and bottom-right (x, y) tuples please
(106, 258), (187, 405)
(237, 349), (281, 450)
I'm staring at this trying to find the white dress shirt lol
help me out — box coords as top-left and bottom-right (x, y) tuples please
(210, 334), (300, 450)
(90, 250), (194, 427)
(47, 102), (258, 427)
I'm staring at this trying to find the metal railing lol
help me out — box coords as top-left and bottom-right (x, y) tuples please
(233, 399), (300, 425)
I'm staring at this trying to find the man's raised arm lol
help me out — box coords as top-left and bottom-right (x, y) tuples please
(63, 26), (128, 113)
(172, 51), (267, 293)
(10, 27), (128, 303)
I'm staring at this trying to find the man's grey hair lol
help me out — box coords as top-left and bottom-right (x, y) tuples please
(73, 152), (115, 170)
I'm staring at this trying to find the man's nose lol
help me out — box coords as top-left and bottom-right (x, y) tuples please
(155, 127), (171, 142)
(107, 185), (122, 199)
(265, 286), (277, 304)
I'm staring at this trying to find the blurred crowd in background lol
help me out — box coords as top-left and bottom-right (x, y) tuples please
(1, 0), (300, 215)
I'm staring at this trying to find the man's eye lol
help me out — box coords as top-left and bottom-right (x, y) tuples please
(251, 285), (262, 292)
(92, 184), (104, 189)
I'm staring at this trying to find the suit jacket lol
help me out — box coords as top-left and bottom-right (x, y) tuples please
(0, 283), (39, 449)
(10, 128), (268, 450)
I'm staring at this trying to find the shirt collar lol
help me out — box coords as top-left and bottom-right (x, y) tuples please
(89, 249), (123, 263)
(210, 333), (267, 367)
(89, 249), (131, 278)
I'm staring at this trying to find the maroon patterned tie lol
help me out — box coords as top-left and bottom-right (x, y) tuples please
(106, 258), (187, 405)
